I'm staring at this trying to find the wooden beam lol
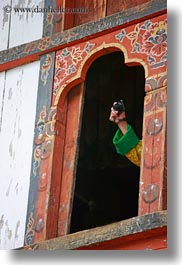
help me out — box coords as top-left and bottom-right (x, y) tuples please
(77, 227), (167, 250)
(0, 0), (167, 72)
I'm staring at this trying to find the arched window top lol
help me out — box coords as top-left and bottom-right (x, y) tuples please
(56, 44), (147, 107)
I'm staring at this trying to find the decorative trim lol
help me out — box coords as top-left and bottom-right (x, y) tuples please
(144, 86), (167, 113)
(24, 52), (55, 246)
(52, 14), (167, 105)
(0, 0), (166, 70)
(43, 0), (56, 37)
(145, 72), (167, 92)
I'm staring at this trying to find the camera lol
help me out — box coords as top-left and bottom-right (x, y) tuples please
(113, 99), (125, 115)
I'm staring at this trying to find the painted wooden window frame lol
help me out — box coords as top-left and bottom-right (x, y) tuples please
(0, 0), (167, 246)
(46, 12), (167, 238)
(27, 11), (167, 242)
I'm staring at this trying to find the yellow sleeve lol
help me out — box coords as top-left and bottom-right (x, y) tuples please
(125, 140), (142, 167)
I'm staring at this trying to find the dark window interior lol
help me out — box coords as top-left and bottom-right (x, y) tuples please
(70, 51), (145, 233)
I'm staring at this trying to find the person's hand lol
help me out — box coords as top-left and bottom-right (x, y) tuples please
(109, 102), (126, 124)
(109, 102), (128, 134)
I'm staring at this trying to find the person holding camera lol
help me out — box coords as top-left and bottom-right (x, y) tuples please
(109, 100), (142, 167)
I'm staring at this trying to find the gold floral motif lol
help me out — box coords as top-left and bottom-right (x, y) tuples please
(126, 24), (141, 47)
(151, 21), (167, 37)
(25, 212), (35, 245)
(71, 47), (83, 65)
(41, 54), (53, 85)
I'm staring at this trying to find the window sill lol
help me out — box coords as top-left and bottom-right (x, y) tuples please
(23, 210), (167, 250)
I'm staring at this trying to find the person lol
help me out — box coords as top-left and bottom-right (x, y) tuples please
(109, 101), (142, 167)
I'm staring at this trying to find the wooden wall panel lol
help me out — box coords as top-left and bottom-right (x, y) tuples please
(0, 61), (40, 249)
(73, 0), (106, 27)
(55, 0), (64, 33)
(58, 0), (107, 30)
(63, 0), (75, 30)
(59, 0), (151, 30)
(106, 0), (151, 16)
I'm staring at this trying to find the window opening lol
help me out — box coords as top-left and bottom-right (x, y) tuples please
(70, 51), (145, 233)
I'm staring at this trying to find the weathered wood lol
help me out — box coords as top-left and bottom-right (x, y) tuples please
(24, 52), (55, 245)
(54, 0), (64, 33)
(107, 0), (150, 16)
(23, 210), (167, 250)
(73, 0), (107, 28)
(58, 83), (85, 236)
(139, 87), (167, 215)
(63, 0), (75, 30)
(46, 100), (68, 239)
(0, 0), (167, 71)
(0, 61), (40, 249)
(78, 227), (167, 250)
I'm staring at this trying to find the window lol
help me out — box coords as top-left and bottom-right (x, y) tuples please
(70, 51), (145, 233)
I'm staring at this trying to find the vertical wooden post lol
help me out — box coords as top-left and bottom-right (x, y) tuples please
(46, 99), (68, 239)
(25, 53), (55, 245)
(54, 0), (65, 33)
(58, 83), (85, 236)
(139, 86), (167, 215)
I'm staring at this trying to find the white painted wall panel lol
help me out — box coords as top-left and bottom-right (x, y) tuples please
(9, 0), (44, 48)
(0, 0), (11, 50)
(0, 72), (6, 127)
(0, 61), (40, 249)
(0, 0), (44, 51)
